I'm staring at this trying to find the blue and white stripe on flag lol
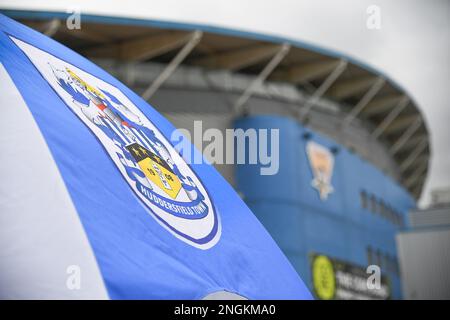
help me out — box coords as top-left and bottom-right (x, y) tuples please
(0, 14), (312, 300)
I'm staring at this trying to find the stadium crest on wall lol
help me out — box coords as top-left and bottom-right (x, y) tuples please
(306, 141), (335, 201)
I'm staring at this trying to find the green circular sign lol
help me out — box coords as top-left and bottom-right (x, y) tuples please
(312, 255), (336, 300)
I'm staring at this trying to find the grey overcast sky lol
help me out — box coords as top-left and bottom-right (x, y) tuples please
(1, 0), (449, 206)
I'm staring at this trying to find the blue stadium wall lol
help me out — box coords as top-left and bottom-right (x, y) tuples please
(234, 115), (415, 299)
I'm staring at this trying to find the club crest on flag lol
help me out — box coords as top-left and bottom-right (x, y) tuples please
(10, 36), (221, 249)
(306, 141), (335, 201)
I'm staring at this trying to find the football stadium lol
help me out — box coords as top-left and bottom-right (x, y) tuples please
(0, 4), (435, 300)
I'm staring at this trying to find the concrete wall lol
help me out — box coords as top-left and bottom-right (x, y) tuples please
(397, 228), (450, 299)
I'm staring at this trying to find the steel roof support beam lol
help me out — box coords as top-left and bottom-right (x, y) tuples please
(389, 117), (423, 155)
(85, 31), (194, 61)
(61, 28), (110, 43)
(382, 114), (420, 135)
(43, 18), (61, 37)
(141, 31), (203, 101)
(397, 136), (428, 160)
(271, 59), (341, 83)
(412, 182), (425, 198)
(328, 75), (379, 100)
(407, 155), (429, 171)
(408, 174), (426, 194)
(404, 162), (428, 189)
(399, 139), (428, 173)
(403, 155), (428, 177)
(396, 134), (427, 153)
(193, 44), (283, 71)
(343, 77), (385, 126)
(371, 96), (409, 139)
(403, 153), (430, 174)
(298, 59), (348, 121)
(234, 43), (291, 116)
(362, 94), (404, 117)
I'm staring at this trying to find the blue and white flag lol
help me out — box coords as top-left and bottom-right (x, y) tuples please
(0, 14), (311, 300)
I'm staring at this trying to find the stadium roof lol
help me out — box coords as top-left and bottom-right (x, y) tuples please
(1, 10), (430, 199)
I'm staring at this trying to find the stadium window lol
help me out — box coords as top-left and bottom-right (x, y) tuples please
(397, 212), (404, 227)
(367, 246), (373, 265)
(394, 257), (400, 275)
(370, 194), (377, 213)
(383, 205), (389, 221)
(360, 190), (368, 209)
(379, 200), (386, 218)
(374, 198), (380, 215)
(385, 253), (391, 273)
(378, 200), (383, 216)
(386, 205), (394, 223)
(391, 255), (397, 274)
(375, 249), (382, 268)
(383, 254), (390, 273)
(392, 211), (398, 225)
(386, 253), (392, 272)
(393, 210), (399, 225)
